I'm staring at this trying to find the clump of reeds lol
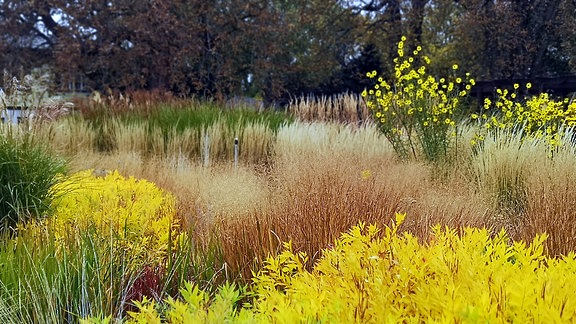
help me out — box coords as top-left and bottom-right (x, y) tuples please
(35, 101), (291, 166)
(287, 92), (370, 125)
(0, 127), (68, 231)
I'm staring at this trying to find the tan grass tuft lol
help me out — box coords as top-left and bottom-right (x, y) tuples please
(523, 129), (576, 255)
(287, 92), (370, 125)
(465, 128), (547, 238)
(274, 120), (392, 161)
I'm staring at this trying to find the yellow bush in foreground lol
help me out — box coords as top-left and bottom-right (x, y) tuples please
(124, 213), (576, 323)
(43, 169), (179, 257)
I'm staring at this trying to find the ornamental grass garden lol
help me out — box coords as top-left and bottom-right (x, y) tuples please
(2, 38), (576, 322)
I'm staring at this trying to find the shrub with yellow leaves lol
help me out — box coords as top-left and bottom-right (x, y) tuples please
(362, 36), (475, 163)
(121, 213), (576, 323)
(45, 169), (180, 261)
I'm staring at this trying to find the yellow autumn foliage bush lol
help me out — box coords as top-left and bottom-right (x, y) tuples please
(38, 169), (180, 258)
(123, 213), (576, 323)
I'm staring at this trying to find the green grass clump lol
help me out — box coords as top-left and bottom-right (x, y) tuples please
(0, 133), (67, 231)
(71, 101), (293, 163)
(82, 99), (292, 136)
(143, 105), (292, 134)
(0, 228), (132, 322)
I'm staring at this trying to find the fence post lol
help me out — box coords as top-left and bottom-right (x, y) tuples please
(234, 137), (239, 169)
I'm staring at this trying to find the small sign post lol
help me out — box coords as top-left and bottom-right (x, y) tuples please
(234, 137), (239, 169)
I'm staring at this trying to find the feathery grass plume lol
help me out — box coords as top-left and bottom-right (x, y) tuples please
(523, 128), (576, 255)
(466, 127), (548, 238)
(38, 115), (94, 155)
(217, 121), (428, 279)
(274, 120), (392, 160)
(115, 122), (148, 153)
(90, 113), (118, 153)
(236, 121), (276, 165)
(287, 92), (370, 125)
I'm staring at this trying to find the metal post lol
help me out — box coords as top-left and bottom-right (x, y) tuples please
(234, 137), (239, 169)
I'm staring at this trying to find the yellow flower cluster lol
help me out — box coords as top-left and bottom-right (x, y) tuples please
(472, 84), (576, 150)
(362, 36), (475, 161)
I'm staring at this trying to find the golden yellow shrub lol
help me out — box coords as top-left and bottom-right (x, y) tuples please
(251, 213), (576, 323)
(46, 169), (179, 256)
(124, 213), (576, 323)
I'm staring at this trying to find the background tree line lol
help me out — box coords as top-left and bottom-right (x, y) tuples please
(1, 0), (575, 105)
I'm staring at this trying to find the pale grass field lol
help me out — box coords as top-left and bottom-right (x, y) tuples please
(465, 128), (576, 255)
(33, 116), (276, 163)
(8, 113), (576, 277)
(50, 120), (486, 276)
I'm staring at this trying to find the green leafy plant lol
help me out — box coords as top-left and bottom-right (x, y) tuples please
(0, 134), (67, 231)
(362, 36), (475, 163)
